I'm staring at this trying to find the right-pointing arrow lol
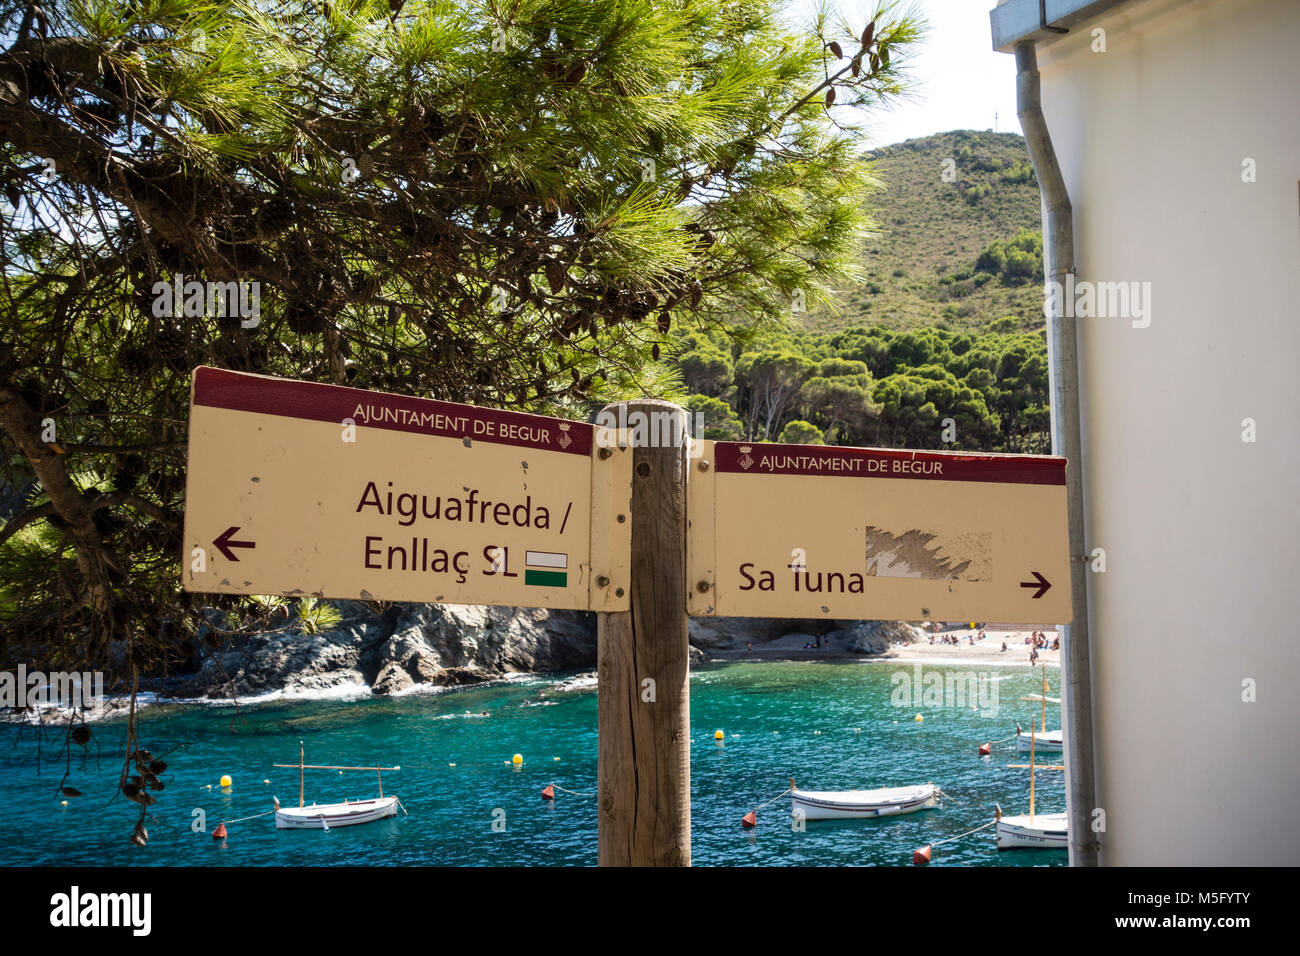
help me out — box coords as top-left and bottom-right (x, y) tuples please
(1019, 570), (1051, 599)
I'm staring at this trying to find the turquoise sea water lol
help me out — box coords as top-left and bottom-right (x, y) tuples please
(1, 661), (1067, 867)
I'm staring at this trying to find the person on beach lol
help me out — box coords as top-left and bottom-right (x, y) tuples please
(1001, 642), (1007, 652)
(746, 641), (752, 657)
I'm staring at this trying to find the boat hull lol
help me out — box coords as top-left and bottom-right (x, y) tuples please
(995, 812), (1068, 850)
(1015, 731), (1063, 752)
(275, 796), (399, 829)
(792, 784), (939, 821)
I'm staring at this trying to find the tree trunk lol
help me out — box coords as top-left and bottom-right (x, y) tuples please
(0, 386), (120, 613)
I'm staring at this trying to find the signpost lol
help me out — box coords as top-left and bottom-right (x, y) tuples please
(182, 367), (631, 611)
(687, 440), (1072, 624)
(183, 371), (1074, 867)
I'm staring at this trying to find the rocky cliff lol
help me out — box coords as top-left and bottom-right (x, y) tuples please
(190, 602), (923, 699)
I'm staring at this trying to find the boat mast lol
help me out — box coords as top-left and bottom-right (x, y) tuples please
(1029, 716), (1037, 824)
(299, 740), (305, 808)
(1040, 665), (1049, 742)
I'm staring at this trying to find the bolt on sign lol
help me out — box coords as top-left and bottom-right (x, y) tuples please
(183, 368), (631, 610)
(687, 440), (1072, 624)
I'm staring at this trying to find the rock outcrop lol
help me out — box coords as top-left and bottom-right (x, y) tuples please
(193, 601), (596, 698)
(190, 602), (921, 699)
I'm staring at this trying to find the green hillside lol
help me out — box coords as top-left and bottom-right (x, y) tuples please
(669, 131), (1053, 453)
(808, 130), (1045, 332)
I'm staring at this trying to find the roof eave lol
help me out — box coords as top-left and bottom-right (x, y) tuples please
(990, 0), (1135, 53)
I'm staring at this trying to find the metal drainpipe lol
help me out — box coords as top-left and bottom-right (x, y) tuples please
(1014, 40), (1099, 867)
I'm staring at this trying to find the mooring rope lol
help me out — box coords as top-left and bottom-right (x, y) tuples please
(927, 818), (996, 848)
(221, 808), (278, 825)
(396, 798), (409, 816)
(552, 784), (595, 797)
(986, 733), (1019, 745)
(751, 787), (792, 812)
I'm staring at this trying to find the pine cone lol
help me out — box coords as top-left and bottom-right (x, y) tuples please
(284, 303), (323, 334)
(256, 196), (296, 239)
(112, 454), (143, 492)
(118, 343), (156, 376)
(153, 326), (189, 372)
(544, 260), (567, 294)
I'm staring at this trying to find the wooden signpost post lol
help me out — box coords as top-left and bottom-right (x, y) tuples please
(183, 369), (1072, 867)
(595, 401), (691, 866)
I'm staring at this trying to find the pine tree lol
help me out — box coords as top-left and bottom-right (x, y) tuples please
(0, 0), (922, 710)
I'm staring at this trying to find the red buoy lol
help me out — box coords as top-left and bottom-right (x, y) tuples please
(978, 742), (991, 756)
(912, 844), (932, 865)
(541, 785), (555, 800)
(212, 823), (227, 840)
(741, 811), (757, 828)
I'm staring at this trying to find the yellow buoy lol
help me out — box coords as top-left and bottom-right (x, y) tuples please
(219, 774), (232, 788)
(553, 756), (561, 761)
(512, 753), (523, 765)
(714, 730), (724, 740)
(448, 763), (456, 768)
(914, 714), (924, 723)
(61, 800), (68, 806)
(263, 779), (270, 784)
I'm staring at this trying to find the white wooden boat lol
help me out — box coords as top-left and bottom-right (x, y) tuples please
(275, 796), (399, 830)
(1015, 691), (1063, 751)
(1016, 726), (1063, 752)
(272, 742), (403, 831)
(997, 671), (1067, 851)
(790, 777), (940, 820)
(995, 806), (1068, 849)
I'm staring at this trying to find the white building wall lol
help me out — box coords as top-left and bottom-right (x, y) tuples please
(1033, 0), (1300, 864)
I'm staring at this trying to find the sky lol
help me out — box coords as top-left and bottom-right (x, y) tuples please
(822, 0), (1021, 147)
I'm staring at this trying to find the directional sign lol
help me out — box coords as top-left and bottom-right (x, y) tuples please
(687, 440), (1072, 623)
(182, 367), (631, 610)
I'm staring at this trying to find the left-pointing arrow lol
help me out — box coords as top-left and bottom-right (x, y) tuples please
(213, 526), (256, 561)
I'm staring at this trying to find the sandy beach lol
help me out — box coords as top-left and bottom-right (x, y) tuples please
(708, 626), (1061, 668)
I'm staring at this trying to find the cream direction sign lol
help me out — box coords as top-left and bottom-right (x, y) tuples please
(687, 440), (1072, 624)
(183, 367), (631, 610)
